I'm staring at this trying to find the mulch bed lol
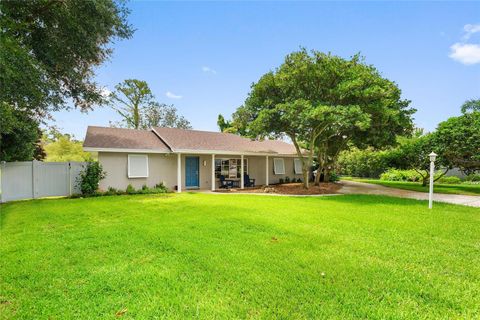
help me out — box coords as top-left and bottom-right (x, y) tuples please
(215, 182), (342, 195)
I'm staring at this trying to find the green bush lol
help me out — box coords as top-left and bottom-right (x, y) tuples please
(126, 184), (136, 194)
(437, 176), (462, 184)
(126, 183), (169, 195)
(338, 147), (392, 178)
(78, 162), (106, 196)
(279, 178), (284, 184)
(380, 169), (422, 182)
(329, 172), (340, 182)
(154, 182), (165, 189)
(105, 187), (119, 196)
(465, 174), (480, 182)
(296, 178), (302, 183)
(285, 176), (290, 183)
(152, 182), (169, 193)
(73, 182), (169, 199)
(380, 168), (452, 183)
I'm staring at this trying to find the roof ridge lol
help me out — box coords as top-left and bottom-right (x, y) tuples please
(154, 126), (240, 137)
(151, 128), (174, 152)
(87, 125), (152, 132)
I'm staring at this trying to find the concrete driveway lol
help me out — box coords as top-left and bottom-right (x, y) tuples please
(339, 180), (480, 207)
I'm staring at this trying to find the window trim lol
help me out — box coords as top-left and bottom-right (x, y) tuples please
(214, 158), (248, 179)
(294, 158), (302, 175)
(127, 154), (149, 178)
(273, 158), (285, 175)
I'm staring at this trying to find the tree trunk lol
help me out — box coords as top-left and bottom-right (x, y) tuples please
(302, 166), (309, 189)
(324, 168), (331, 183)
(433, 168), (449, 182)
(289, 134), (313, 190)
(422, 176), (428, 186)
(315, 151), (324, 186)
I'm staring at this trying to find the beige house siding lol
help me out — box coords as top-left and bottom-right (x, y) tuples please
(247, 156), (303, 185)
(98, 152), (304, 191)
(98, 152), (177, 191)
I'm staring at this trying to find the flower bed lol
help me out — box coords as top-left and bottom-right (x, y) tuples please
(215, 182), (341, 195)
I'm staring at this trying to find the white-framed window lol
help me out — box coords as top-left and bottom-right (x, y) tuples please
(273, 158), (285, 175)
(214, 158), (248, 178)
(294, 158), (302, 174)
(128, 154), (149, 178)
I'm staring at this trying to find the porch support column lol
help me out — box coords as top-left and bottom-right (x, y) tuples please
(177, 153), (182, 193)
(240, 155), (244, 189)
(211, 154), (215, 191)
(265, 156), (269, 186)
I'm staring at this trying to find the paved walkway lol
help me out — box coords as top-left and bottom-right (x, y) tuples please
(339, 180), (480, 207)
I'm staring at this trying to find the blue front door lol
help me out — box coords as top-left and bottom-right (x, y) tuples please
(185, 156), (200, 188)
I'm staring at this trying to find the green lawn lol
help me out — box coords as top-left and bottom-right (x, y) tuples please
(343, 177), (480, 196)
(1, 194), (479, 319)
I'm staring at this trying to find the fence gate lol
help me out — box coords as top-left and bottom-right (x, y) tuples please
(0, 161), (86, 203)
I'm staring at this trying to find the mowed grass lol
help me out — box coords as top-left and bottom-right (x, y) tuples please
(1, 194), (479, 319)
(343, 177), (480, 196)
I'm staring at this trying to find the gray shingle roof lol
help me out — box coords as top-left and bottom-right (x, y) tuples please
(83, 126), (298, 155)
(153, 127), (298, 154)
(83, 126), (171, 152)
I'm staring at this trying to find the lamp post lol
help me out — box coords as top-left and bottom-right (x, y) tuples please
(428, 152), (437, 209)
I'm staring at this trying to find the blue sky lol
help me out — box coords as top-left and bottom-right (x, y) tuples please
(52, 1), (480, 139)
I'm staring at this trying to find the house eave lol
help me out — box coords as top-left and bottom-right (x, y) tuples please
(84, 146), (299, 157)
(83, 147), (171, 154)
(171, 148), (298, 157)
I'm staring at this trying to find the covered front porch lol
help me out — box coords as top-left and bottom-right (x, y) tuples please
(175, 153), (300, 192)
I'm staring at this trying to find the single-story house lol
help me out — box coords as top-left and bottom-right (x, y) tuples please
(83, 126), (305, 192)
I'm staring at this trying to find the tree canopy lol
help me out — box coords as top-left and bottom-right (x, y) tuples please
(43, 128), (94, 162)
(217, 114), (232, 132)
(232, 49), (415, 187)
(110, 79), (191, 130)
(389, 134), (451, 186)
(433, 109), (480, 174)
(460, 98), (480, 114)
(0, 0), (133, 161)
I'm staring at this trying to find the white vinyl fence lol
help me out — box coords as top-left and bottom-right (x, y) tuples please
(0, 161), (87, 203)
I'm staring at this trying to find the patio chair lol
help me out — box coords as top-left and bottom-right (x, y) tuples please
(219, 175), (234, 189)
(244, 173), (256, 187)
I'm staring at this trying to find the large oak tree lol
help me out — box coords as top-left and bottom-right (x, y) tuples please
(232, 49), (415, 188)
(0, 0), (133, 160)
(433, 106), (480, 175)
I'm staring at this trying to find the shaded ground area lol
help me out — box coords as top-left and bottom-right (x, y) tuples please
(339, 180), (480, 207)
(214, 182), (342, 195)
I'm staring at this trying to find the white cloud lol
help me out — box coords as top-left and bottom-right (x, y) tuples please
(449, 24), (480, 65)
(166, 91), (182, 99)
(201, 66), (217, 74)
(449, 43), (480, 65)
(462, 23), (480, 40)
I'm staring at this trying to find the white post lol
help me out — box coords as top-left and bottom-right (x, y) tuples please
(177, 153), (182, 193)
(0, 161), (5, 203)
(428, 152), (437, 209)
(240, 155), (244, 189)
(265, 156), (269, 186)
(32, 160), (37, 199)
(68, 162), (72, 196)
(211, 154), (215, 191)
